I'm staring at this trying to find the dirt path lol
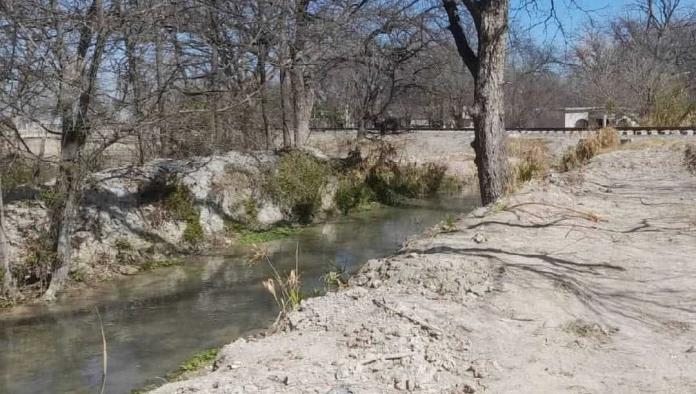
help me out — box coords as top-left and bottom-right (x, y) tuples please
(153, 144), (696, 393)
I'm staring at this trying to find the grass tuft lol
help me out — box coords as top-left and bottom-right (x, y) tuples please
(506, 138), (550, 191)
(166, 348), (220, 381)
(559, 127), (620, 172)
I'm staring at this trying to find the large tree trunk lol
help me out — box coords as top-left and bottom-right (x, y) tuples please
(471, 4), (509, 204)
(0, 177), (17, 298)
(444, 0), (510, 205)
(44, 0), (105, 301)
(290, 67), (314, 147)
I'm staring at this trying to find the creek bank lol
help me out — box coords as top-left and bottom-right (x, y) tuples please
(153, 143), (696, 393)
(1, 146), (468, 305)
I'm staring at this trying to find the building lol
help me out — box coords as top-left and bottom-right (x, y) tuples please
(564, 107), (639, 128)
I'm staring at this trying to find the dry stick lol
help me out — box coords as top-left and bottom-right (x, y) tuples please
(371, 298), (461, 337)
(95, 307), (108, 394)
(504, 202), (602, 222)
(362, 353), (412, 365)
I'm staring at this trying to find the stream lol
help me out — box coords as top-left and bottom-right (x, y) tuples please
(0, 193), (478, 394)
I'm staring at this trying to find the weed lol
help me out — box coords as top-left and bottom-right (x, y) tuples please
(69, 267), (88, 282)
(335, 171), (376, 214)
(0, 156), (35, 192)
(559, 128), (620, 172)
(439, 214), (458, 233)
(236, 226), (300, 244)
(506, 138), (550, 191)
(182, 219), (204, 246)
(243, 198), (259, 221)
(322, 262), (348, 290)
(271, 151), (331, 223)
(38, 187), (64, 210)
(163, 183), (204, 247)
(559, 148), (581, 172)
(250, 243), (304, 314)
(21, 229), (54, 290)
(564, 319), (617, 342)
(114, 238), (132, 251)
(166, 348), (219, 381)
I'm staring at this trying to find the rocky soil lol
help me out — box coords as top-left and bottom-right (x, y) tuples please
(153, 142), (696, 393)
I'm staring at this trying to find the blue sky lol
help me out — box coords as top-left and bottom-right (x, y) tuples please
(512, 0), (695, 46)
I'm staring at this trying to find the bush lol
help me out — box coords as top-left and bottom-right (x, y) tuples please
(0, 156), (34, 192)
(271, 151), (331, 223)
(559, 128), (620, 172)
(335, 172), (376, 214)
(164, 183), (204, 247)
(506, 138), (550, 189)
(559, 148), (581, 172)
(365, 161), (448, 205)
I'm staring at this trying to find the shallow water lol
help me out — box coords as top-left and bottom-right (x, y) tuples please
(0, 194), (478, 394)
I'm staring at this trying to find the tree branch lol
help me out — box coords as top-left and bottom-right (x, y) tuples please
(442, 0), (479, 76)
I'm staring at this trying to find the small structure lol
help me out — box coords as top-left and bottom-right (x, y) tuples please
(564, 107), (639, 128)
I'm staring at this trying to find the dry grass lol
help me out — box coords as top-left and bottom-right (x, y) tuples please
(685, 144), (696, 174)
(560, 128), (620, 172)
(250, 243), (303, 315)
(506, 138), (550, 192)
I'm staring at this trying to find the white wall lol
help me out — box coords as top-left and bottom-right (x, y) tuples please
(564, 111), (589, 128)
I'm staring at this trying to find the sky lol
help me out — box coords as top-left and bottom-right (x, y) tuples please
(512, 0), (695, 47)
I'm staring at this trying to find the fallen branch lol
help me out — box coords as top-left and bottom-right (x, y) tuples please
(362, 353), (412, 365)
(372, 298), (453, 338)
(504, 202), (602, 223)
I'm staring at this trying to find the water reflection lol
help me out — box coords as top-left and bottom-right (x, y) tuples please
(0, 194), (478, 394)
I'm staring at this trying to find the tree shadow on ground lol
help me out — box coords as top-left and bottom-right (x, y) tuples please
(409, 245), (696, 327)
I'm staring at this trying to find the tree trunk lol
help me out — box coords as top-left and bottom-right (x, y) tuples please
(471, 4), (509, 205)
(257, 48), (271, 150)
(280, 67), (291, 148)
(44, 0), (105, 301)
(443, 0), (510, 205)
(0, 177), (17, 298)
(357, 118), (367, 139)
(290, 67), (314, 147)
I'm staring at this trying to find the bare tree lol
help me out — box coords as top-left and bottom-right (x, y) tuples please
(443, 0), (510, 204)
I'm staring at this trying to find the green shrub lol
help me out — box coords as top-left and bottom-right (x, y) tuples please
(182, 219), (204, 245)
(271, 152), (331, 223)
(365, 162), (448, 205)
(335, 172), (376, 214)
(20, 229), (54, 289)
(164, 183), (204, 247)
(0, 157), (34, 191)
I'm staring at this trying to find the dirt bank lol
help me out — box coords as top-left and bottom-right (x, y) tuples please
(153, 142), (696, 393)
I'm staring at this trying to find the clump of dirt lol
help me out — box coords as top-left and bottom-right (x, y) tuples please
(563, 319), (617, 342)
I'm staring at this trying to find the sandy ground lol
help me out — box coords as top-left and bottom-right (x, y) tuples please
(153, 143), (696, 393)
